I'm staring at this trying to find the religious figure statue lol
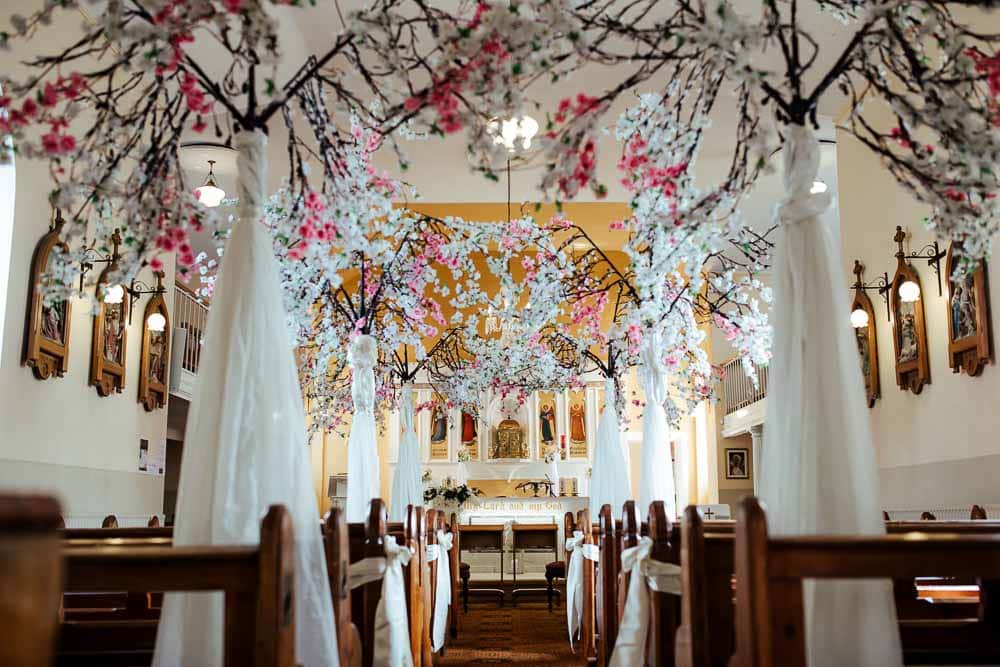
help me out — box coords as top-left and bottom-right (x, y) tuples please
(897, 307), (918, 362)
(569, 402), (586, 444)
(430, 404), (448, 443)
(149, 331), (165, 384)
(103, 302), (124, 364)
(41, 301), (64, 342)
(539, 403), (556, 446)
(951, 279), (977, 339)
(461, 411), (477, 444)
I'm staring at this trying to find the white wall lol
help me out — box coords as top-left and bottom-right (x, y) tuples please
(838, 107), (1000, 510)
(0, 4), (167, 521)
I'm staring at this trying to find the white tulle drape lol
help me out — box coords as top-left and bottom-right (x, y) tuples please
(760, 124), (902, 666)
(639, 331), (676, 518)
(390, 384), (423, 522)
(589, 378), (631, 517)
(346, 334), (381, 523)
(152, 130), (338, 667)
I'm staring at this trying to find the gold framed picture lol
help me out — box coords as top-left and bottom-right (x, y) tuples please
(22, 211), (72, 380)
(850, 261), (880, 408)
(138, 272), (170, 411)
(89, 231), (128, 397)
(945, 244), (992, 377)
(890, 229), (930, 394)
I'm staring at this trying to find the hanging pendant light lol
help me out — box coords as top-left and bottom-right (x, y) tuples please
(194, 159), (225, 207)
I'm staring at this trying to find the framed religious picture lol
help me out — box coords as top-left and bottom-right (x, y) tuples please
(945, 244), (992, 377)
(22, 210), (72, 380)
(460, 410), (479, 461)
(567, 389), (587, 458)
(138, 272), (170, 411)
(89, 230), (128, 397)
(725, 448), (749, 480)
(537, 390), (557, 458)
(890, 227), (930, 394)
(851, 261), (880, 408)
(428, 396), (449, 460)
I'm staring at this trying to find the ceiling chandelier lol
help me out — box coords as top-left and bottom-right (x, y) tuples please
(483, 115), (539, 336)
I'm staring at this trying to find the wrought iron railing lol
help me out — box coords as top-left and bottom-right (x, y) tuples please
(721, 357), (769, 415)
(173, 284), (209, 374)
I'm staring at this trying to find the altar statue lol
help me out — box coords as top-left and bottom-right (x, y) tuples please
(491, 397), (527, 459)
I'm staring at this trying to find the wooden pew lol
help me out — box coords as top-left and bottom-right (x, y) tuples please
(348, 501), (387, 667)
(597, 503), (620, 667)
(352, 501), (427, 667)
(676, 506), (735, 667)
(572, 508), (599, 662)
(645, 501), (679, 667)
(679, 510), (1000, 667)
(447, 512), (459, 639)
(324, 508), (362, 667)
(0, 494), (64, 667)
(422, 509), (439, 663)
(731, 496), (1000, 667)
(59, 504), (296, 667)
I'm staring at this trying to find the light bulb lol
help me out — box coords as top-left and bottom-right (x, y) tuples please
(195, 183), (225, 207)
(811, 180), (828, 194)
(850, 308), (870, 328)
(489, 114), (539, 152)
(104, 284), (125, 304)
(147, 312), (167, 332)
(899, 280), (921, 303)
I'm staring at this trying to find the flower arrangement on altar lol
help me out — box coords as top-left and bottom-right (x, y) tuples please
(423, 477), (482, 509)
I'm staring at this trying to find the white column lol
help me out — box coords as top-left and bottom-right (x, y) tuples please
(749, 424), (763, 496)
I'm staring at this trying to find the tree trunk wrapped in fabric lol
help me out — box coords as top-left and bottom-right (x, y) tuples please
(152, 130), (338, 667)
(760, 124), (902, 667)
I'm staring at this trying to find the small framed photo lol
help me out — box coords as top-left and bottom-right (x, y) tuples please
(725, 448), (750, 480)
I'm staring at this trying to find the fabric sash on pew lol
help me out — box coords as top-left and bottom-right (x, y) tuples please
(428, 529), (453, 652)
(349, 539), (414, 667)
(566, 530), (599, 648)
(609, 536), (682, 667)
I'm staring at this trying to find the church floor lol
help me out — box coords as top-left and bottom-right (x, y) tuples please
(436, 598), (586, 666)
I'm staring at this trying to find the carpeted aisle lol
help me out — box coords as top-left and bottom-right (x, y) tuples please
(435, 600), (587, 666)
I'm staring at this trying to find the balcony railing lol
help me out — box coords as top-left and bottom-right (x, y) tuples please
(721, 357), (769, 415)
(173, 284), (209, 374)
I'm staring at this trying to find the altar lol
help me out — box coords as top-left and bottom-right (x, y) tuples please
(456, 495), (589, 581)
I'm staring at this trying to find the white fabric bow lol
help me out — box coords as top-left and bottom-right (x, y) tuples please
(374, 539), (414, 667)
(609, 536), (682, 666)
(565, 530), (600, 649)
(432, 530), (453, 652)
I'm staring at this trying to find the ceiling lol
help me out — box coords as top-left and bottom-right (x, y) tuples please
(179, 1), (855, 255)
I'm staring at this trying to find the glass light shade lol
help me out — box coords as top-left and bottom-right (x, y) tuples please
(898, 280), (921, 303)
(104, 284), (125, 304)
(195, 183), (225, 207)
(489, 115), (539, 152)
(850, 308), (870, 328)
(147, 312), (167, 332)
(810, 180), (828, 194)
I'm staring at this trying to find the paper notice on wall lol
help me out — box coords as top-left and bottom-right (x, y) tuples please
(138, 438), (166, 475)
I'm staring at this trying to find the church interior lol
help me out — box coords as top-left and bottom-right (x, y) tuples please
(3, 1), (1000, 666)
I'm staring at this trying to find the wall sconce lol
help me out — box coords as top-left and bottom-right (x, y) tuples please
(849, 260), (890, 323)
(893, 225), (946, 297)
(79, 229), (123, 293)
(126, 272), (168, 325)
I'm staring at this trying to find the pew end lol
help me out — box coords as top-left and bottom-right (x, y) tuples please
(0, 494), (64, 667)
